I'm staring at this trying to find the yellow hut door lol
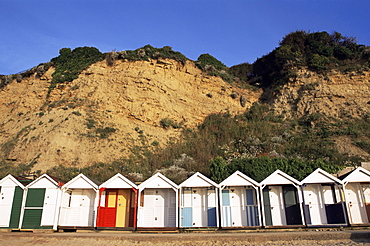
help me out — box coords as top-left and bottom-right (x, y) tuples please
(116, 190), (130, 227)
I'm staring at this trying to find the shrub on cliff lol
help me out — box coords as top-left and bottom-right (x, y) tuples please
(49, 47), (105, 95)
(121, 45), (188, 65)
(251, 31), (370, 89)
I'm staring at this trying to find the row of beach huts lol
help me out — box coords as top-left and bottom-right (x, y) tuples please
(1, 167), (370, 232)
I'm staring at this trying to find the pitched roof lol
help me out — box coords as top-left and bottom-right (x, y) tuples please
(179, 172), (219, 188)
(301, 168), (342, 184)
(260, 169), (301, 186)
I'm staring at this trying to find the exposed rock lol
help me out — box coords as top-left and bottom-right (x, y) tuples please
(0, 59), (260, 171)
(231, 91), (238, 99)
(240, 95), (247, 107)
(269, 68), (370, 119)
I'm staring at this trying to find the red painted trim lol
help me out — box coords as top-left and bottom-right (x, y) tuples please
(96, 188), (104, 226)
(132, 188), (138, 228)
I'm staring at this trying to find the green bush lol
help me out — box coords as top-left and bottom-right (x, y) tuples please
(252, 31), (369, 89)
(96, 127), (117, 139)
(160, 118), (174, 129)
(196, 53), (227, 71)
(122, 45), (188, 65)
(49, 47), (104, 95)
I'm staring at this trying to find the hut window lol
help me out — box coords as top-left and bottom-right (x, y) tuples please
(68, 191), (72, 207)
(100, 191), (106, 207)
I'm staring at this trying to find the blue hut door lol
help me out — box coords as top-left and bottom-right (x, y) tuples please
(322, 184), (345, 224)
(207, 188), (217, 227)
(181, 188), (193, 227)
(221, 189), (231, 227)
(245, 188), (259, 226)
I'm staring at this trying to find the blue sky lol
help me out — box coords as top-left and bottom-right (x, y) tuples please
(1, 0), (369, 75)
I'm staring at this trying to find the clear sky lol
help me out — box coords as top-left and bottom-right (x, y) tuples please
(1, 0), (369, 75)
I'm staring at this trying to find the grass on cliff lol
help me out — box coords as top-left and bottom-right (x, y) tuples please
(230, 30), (370, 89)
(42, 103), (370, 184)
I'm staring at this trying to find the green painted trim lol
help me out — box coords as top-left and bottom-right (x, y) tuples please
(8, 187), (23, 228)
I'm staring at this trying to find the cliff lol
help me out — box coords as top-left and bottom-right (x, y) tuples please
(0, 58), (260, 171)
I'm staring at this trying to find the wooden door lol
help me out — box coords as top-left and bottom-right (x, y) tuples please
(221, 189), (231, 227)
(153, 189), (165, 227)
(303, 184), (327, 225)
(181, 188), (193, 227)
(229, 187), (242, 227)
(167, 189), (177, 227)
(207, 188), (217, 227)
(22, 188), (45, 229)
(283, 185), (302, 225)
(245, 188), (259, 226)
(361, 184), (370, 222)
(116, 189), (130, 227)
(269, 186), (286, 226)
(263, 187), (272, 226)
(0, 186), (14, 227)
(346, 183), (368, 224)
(192, 188), (206, 227)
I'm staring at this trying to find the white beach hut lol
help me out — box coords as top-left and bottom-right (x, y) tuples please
(301, 168), (347, 227)
(137, 172), (179, 229)
(260, 170), (305, 227)
(20, 174), (65, 230)
(219, 171), (261, 228)
(58, 173), (100, 229)
(0, 175), (30, 229)
(342, 167), (370, 226)
(179, 172), (220, 228)
(96, 173), (138, 229)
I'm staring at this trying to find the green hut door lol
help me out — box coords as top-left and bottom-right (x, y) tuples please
(282, 185), (302, 225)
(22, 188), (46, 229)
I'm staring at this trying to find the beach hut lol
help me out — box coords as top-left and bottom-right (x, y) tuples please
(20, 174), (64, 230)
(342, 167), (370, 226)
(96, 173), (138, 229)
(260, 170), (304, 227)
(301, 168), (347, 227)
(179, 172), (220, 228)
(0, 175), (30, 229)
(219, 171), (261, 228)
(137, 172), (178, 229)
(58, 174), (100, 229)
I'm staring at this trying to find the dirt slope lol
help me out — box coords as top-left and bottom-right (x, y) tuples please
(0, 58), (261, 171)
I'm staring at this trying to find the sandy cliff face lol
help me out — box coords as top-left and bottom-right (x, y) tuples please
(269, 69), (370, 119)
(0, 59), (261, 171)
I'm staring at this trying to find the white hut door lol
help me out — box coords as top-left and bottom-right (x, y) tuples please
(304, 184), (327, 225)
(167, 190), (177, 227)
(153, 189), (165, 227)
(0, 186), (14, 227)
(230, 188), (242, 227)
(192, 188), (206, 227)
(361, 184), (370, 222)
(346, 183), (368, 224)
(78, 190), (94, 226)
(41, 188), (58, 226)
(142, 190), (154, 227)
(65, 190), (81, 226)
(269, 186), (286, 226)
